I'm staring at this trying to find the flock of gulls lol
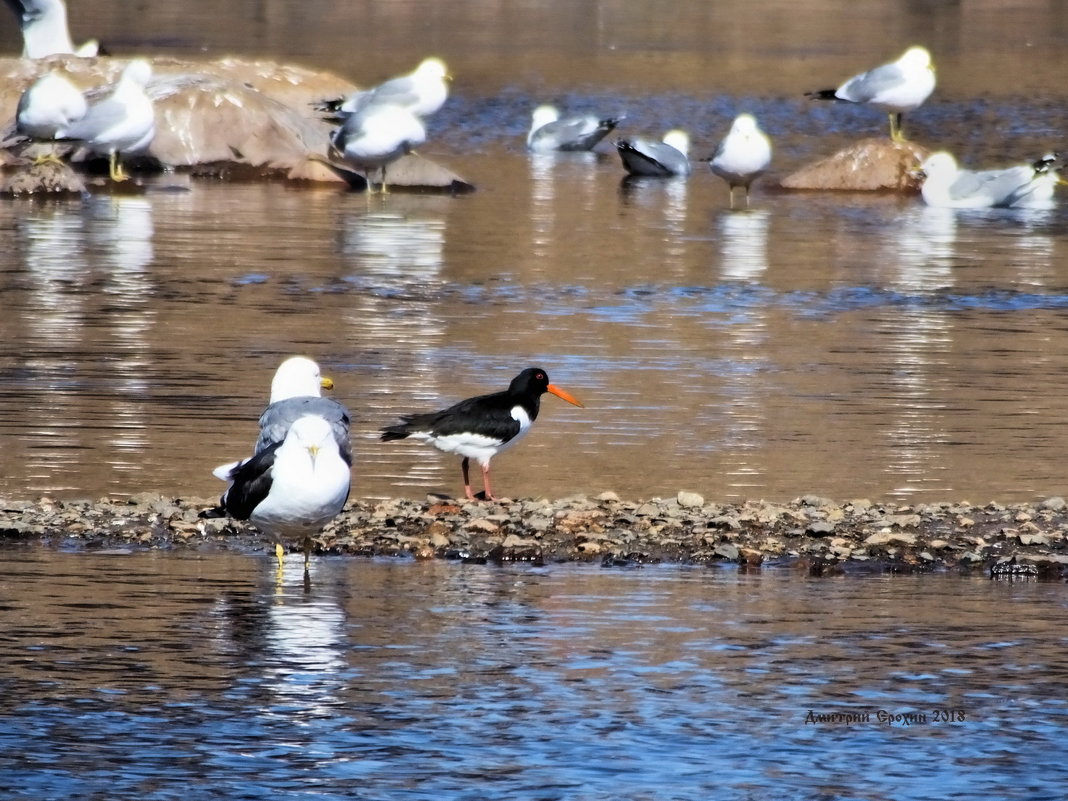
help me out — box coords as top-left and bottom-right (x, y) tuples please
(210, 357), (583, 568)
(2, 0), (1063, 206)
(4, 2), (1065, 564)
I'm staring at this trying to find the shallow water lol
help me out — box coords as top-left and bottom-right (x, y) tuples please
(4, 1), (1068, 505)
(0, 548), (1065, 800)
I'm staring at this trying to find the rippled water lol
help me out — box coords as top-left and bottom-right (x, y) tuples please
(0, 548), (1065, 800)
(4, 1), (1068, 503)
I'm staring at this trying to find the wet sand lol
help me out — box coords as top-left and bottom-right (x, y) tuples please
(3, 492), (1067, 577)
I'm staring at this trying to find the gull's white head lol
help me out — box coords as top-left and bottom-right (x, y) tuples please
(898, 46), (933, 70)
(919, 151), (958, 180)
(121, 59), (153, 87)
(270, 356), (331, 403)
(730, 114), (760, 135)
(283, 414), (341, 465)
(531, 105), (560, 129)
(662, 129), (690, 156)
(415, 57), (449, 81)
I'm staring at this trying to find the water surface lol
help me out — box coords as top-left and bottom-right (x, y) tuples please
(1, 549), (1065, 800)
(3, 1), (1068, 504)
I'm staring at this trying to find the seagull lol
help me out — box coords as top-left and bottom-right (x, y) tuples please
(218, 414), (352, 569)
(318, 57), (450, 121)
(212, 355), (351, 479)
(380, 367), (584, 501)
(329, 102), (427, 193)
(3, 0), (99, 59)
(526, 105), (622, 153)
(15, 71), (87, 163)
(708, 113), (772, 209)
(806, 46), (936, 142)
(616, 129), (691, 177)
(916, 151), (1061, 209)
(56, 59), (155, 182)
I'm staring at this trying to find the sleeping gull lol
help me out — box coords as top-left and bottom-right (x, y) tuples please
(616, 129), (691, 177)
(3, 0), (99, 58)
(15, 71), (87, 162)
(56, 59), (155, 182)
(318, 57), (450, 121)
(526, 105), (622, 153)
(329, 102), (426, 193)
(806, 46), (936, 142)
(708, 113), (772, 209)
(917, 151), (1061, 209)
(218, 414), (352, 570)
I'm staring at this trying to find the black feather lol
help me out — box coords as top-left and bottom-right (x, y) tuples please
(221, 443), (280, 520)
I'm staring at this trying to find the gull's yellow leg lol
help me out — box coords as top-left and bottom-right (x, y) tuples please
(302, 537), (313, 569)
(109, 151), (129, 182)
(275, 542), (285, 569)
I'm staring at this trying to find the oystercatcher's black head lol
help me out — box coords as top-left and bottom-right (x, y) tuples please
(510, 368), (584, 407)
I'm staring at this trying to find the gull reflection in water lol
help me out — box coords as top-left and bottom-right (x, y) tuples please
(14, 196), (157, 494)
(618, 174), (689, 271)
(881, 205), (959, 497)
(712, 209), (770, 495)
(717, 208), (769, 283)
(530, 151), (602, 260)
(264, 571), (347, 713)
(338, 205), (450, 493)
(88, 196), (157, 474)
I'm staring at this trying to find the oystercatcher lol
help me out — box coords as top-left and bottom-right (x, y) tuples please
(805, 46), (936, 142)
(380, 367), (584, 500)
(219, 414), (352, 569)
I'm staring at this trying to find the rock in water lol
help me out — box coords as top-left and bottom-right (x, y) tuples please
(2, 158), (85, 195)
(780, 138), (931, 192)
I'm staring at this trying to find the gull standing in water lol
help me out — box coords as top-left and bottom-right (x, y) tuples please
(916, 151), (1061, 209)
(329, 102), (426, 193)
(213, 356), (352, 567)
(15, 71), (87, 162)
(3, 0), (99, 58)
(219, 415), (352, 571)
(526, 105), (622, 153)
(616, 130), (692, 177)
(56, 59), (155, 182)
(806, 46), (936, 142)
(381, 367), (584, 501)
(708, 113), (772, 209)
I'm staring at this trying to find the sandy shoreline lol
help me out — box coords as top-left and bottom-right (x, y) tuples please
(3, 491), (1068, 577)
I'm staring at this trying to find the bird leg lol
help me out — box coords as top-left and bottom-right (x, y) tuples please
(727, 186), (737, 210)
(461, 456), (476, 500)
(379, 166), (390, 195)
(889, 112), (905, 143)
(481, 463), (495, 501)
(109, 151), (129, 182)
(275, 541), (285, 569)
(302, 536), (313, 569)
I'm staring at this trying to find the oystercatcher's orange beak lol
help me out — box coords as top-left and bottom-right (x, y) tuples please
(547, 384), (584, 408)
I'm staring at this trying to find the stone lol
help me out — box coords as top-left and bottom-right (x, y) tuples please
(864, 531), (918, 546)
(780, 138), (931, 192)
(677, 491), (705, 509)
(1041, 496), (1067, 511)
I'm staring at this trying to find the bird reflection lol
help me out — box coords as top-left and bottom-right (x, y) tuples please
(335, 203), (450, 494)
(717, 208), (770, 282)
(618, 174), (689, 269)
(529, 150), (600, 259)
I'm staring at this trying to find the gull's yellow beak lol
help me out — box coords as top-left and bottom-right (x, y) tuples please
(321, 376), (335, 391)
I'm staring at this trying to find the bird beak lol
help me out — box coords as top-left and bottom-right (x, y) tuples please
(547, 384), (584, 408)
(321, 376), (335, 391)
(308, 443), (320, 466)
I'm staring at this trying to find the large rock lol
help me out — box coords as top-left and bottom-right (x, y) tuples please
(781, 138), (931, 192)
(0, 55), (472, 189)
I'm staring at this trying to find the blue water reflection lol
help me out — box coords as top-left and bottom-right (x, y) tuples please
(1, 550), (1066, 800)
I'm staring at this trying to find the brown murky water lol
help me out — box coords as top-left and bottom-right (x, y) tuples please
(3, 1), (1068, 504)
